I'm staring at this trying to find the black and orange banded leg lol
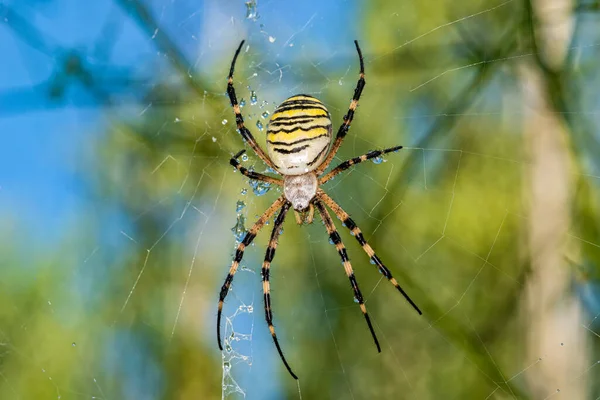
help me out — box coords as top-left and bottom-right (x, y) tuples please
(319, 145), (403, 185)
(316, 40), (366, 175)
(217, 195), (286, 351)
(261, 202), (297, 379)
(318, 192), (422, 315)
(227, 40), (278, 171)
(313, 199), (381, 353)
(230, 150), (282, 186)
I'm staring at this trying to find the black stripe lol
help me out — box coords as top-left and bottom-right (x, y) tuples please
(370, 254), (382, 266)
(265, 246), (276, 262)
(278, 99), (325, 108)
(371, 255), (392, 279)
(269, 118), (315, 127)
(338, 247), (349, 262)
(348, 274), (363, 303)
(353, 78), (365, 101)
(268, 124), (331, 134)
(287, 94), (317, 100)
(219, 274), (233, 299)
(268, 133), (330, 147)
(343, 218), (357, 230)
(264, 293), (272, 321)
(366, 150), (381, 159)
(227, 83), (238, 106)
(273, 144), (310, 154)
(274, 104), (329, 114)
(270, 116), (327, 125)
(329, 231), (341, 245)
(307, 146), (328, 166)
(356, 232), (366, 246)
(234, 248), (245, 262)
(261, 267), (270, 281)
(242, 232), (256, 246)
(345, 109), (355, 122)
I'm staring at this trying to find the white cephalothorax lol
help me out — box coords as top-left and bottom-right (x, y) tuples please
(283, 173), (318, 211)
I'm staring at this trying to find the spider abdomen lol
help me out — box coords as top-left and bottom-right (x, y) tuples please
(266, 95), (332, 175)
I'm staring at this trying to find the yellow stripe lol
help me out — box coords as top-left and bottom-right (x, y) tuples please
(271, 107), (328, 120)
(268, 127), (329, 142)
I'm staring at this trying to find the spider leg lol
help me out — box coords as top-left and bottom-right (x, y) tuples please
(261, 202), (298, 379)
(227, 41), (278, 171)
(315, 40), (366, 175)
(319, 145), (403, 185)
(318, 191), (422, 315)
(230, 150), (282, 186)
(313, 199), (381, 353)
(217, 195), (286, 351)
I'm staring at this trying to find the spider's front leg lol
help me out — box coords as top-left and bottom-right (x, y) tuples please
(230, 149), (282, 186)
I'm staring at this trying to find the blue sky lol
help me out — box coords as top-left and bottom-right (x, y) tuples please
(0, 0), (358, 246)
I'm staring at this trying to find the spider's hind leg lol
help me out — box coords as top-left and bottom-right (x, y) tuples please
(313, 199), (381, 353)
(317, 191), (422, 315)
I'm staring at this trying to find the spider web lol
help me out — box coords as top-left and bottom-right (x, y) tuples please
(1, 0), (600, 399)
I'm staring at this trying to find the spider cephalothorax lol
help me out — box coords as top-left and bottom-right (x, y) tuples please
(217, 40), (422, 380)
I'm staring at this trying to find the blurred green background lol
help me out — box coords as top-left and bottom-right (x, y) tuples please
(1, 0), (599, 399)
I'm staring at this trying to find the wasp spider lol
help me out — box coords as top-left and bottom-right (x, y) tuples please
(217, 40), (422, 380)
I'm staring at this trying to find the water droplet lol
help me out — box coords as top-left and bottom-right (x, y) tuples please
(222, 119), (228, 125)
(370, 259), (376, 264)
(212, 137), (217, 142)
(338, 79), (343, 85)
(236, 200), (246, 212)
(256, 120), (264, 131)
(240, 98), (247, 107)
(47, 301), (52, 306)
(556, 389), (560, 393)
(289, 43), (294, 47)
(250, 179), (271, 196)
(250, 91), (258, 105)
(372, 155), (384, 164)
(241, 188), (248, 195)
(268, 36), (276, 43)
(245, 0), (258, 20)
(241, 154), (249, 162)
(279, 227), (284, 235)
(353, 297), (360, 303)
(231, 214), (247, 242)
(329, 237), (335, 245)
(72, 342), (76, 347)
(560, 342), (564, 346)
(261, 111), (270, 119)
(174, 117), (181, 123)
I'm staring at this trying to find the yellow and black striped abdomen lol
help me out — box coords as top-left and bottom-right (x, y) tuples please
(266, 95), (332, 175)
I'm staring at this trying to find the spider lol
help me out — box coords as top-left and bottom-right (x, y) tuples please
(217, 40), (422, 380)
